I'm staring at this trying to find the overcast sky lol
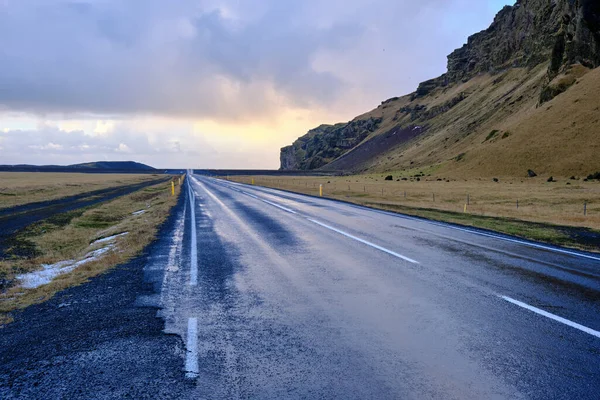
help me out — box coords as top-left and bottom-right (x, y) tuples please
(0, 0), (514, 168)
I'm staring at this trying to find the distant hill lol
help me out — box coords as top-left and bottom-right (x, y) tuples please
(0, 161), (157, 174)
(281, 0), (600, 178)
(70, 161), (155, 171)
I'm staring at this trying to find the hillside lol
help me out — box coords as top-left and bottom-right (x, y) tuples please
(70, 161), (155, 171)
(280, 0), (600, 178)
(0, 161), (156, 173)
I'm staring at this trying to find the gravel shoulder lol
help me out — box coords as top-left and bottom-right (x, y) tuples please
(0, 189), (192, 399)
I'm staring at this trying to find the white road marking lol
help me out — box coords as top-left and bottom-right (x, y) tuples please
(429, 224), (600, 262)
(308, 218), (419, 264)
(500, 295), (600, 339)
(226, 179), (600, 262)
(241, 191), (297, 214)
(211, 180), (297, 214)
(188, 179), (198, 286)
(185, 317), (199, 379)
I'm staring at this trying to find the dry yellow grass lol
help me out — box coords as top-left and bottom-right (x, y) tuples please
(314, 64), (599, 180)
(229, 175), (600, 250)
(0, 175), (184, 324)
(0, 172), (160, 209)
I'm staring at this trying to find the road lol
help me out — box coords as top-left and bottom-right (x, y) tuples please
(161, 173), (600, 399)
(1, 172), (599, 399)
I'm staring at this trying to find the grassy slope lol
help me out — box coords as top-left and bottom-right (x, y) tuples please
(0, 176), (183, 324)
(321, 64), (600, 179)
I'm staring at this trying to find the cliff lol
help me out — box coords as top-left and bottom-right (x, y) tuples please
(280, 0), (600, 176)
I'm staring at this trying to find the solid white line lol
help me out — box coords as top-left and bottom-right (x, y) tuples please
(500, 295), (600, 339)
(219, 179), (600, 262)
(185, 317), (199, 379)
(436, 225), (600, 262)
(188, 179), (198, 286)
(308, 218), (419, 264)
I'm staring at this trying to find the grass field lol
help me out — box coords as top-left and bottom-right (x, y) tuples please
(0, 175), (183, 325)
(0, 172), (160, 209)
(228, 174), (600, 251)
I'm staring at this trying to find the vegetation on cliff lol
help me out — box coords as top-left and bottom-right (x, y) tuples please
(280, 0), (600, 177)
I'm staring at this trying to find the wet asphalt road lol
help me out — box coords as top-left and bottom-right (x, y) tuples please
(165, 174), (600, 399)
(2, 173), (600, 399)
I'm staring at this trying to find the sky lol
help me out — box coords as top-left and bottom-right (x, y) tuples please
(0, 0), (514, 169)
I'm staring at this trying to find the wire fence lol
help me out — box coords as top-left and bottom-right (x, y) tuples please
(228, 176), (598, 228)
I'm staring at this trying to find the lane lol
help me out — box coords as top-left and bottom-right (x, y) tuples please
(160, 174), (600, 399)
(213, 177), (600, 330)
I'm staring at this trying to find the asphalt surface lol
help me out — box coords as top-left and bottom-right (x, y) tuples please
(2, 173), (600, 399)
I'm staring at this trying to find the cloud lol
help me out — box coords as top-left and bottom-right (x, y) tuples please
(0, 0), (515, 167)
(0, 0), (513, 121)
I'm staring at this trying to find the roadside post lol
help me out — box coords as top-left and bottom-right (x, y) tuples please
(251, 178), (255, 185)
(171, 181), (175, 196)
(584, 202), (587, 216)
(319, 184), (323, 197)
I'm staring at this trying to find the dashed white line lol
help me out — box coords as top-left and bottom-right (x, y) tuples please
(185, 317), (199, 379)
(220, 178), (600, 262)
(308, 218), (419, 264)
(500, 295), (600, 339)
(188, 179), (198, 286)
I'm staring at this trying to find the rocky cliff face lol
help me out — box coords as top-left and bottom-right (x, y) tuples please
(280, 0), (600, 171)
(417, 0), (600, 97)
(279, 118), (381, 170)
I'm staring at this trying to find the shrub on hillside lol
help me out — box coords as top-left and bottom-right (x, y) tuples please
(587, 172), (600, 180)
(385, 175), (393, 181)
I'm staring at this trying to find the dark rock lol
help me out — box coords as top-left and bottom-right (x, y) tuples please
(528, 169), (538, 177)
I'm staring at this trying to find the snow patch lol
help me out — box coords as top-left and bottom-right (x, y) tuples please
(91, 232), (128, 246)
(132, 210), (146, 216)
(17, 246), (116, 289)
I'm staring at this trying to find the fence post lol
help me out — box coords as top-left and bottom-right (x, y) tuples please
(517, 199), (519, 209)
(584, 202), (587, 216)
(467, 194), (469, 205)
(319, 184), (323, 197)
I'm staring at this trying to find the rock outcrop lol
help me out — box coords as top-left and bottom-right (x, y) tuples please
(279, 118), (381, 171)
(280, 0), (600, 171)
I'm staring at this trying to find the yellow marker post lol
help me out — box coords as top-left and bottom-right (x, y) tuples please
(251, 178), (255, 185)
(171, 181), (175, 196)
(319, 184), (323, 197)
(464, 204), (467, 213)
